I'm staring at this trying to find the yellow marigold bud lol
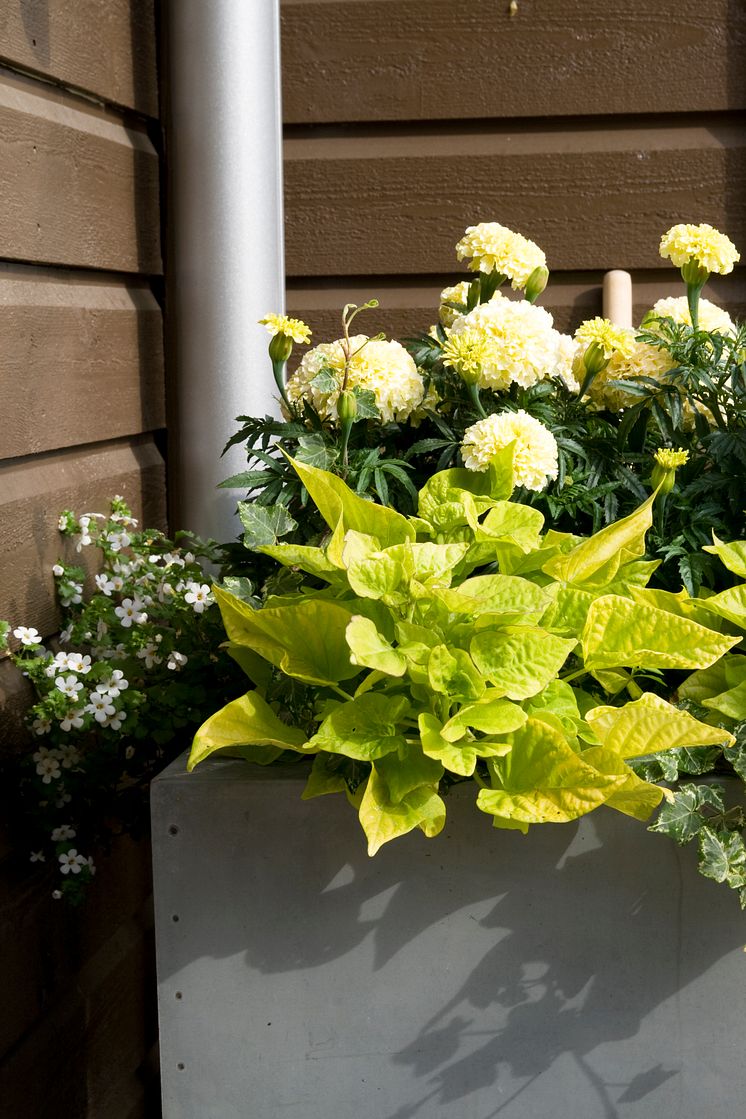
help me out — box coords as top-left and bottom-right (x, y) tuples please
(524, 265), (549, 303)
(258, 313), (312, 344)
(659, 224), (740, 276)
(651, 447), (689, 493)
(441, 331), (489, 386)
(336, 389), (358, 426)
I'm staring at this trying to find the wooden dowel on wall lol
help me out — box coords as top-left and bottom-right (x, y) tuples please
(602, 270), (633, 328)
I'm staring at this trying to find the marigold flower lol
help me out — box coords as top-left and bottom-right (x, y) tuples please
(461, 410), (558, 491)
(575, 317), (636, 361)
(287, 336), (425, 423)
(258, 313), (311, 344)
(654, 447), (689, 470)
(456, 223), (547, 291)
(441, 330), (490, 385)
(648, 296), (735, 336)
(438, 281), (473, 328)
(447, 297), (566, 392)
(659, 224), (740, 275)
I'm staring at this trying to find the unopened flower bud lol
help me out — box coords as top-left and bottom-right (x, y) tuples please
(337, 390), (358, 426)
(680, 258), (710, 289)
(524, 265), (549, 303)
(268, 332), (294, 364)
(651, 447), (689, 494)
(582, 340), (609, 378)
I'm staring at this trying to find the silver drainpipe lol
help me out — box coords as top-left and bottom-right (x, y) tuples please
(164, 0), (284, 542)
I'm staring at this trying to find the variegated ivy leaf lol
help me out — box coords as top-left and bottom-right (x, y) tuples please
(649, 783), (725, 845)
(698, 826), (746, 888)
(238, 501), (296, 548)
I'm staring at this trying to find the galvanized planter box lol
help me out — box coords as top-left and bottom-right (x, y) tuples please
(152, 754), (746, 1119)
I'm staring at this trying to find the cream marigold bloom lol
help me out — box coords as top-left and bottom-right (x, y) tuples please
(286, 336), (425, 423)
(575, 317), (636, 361)
(585, 339), (675, 412)
(438, 281), (473, 328)
(461, 410), (558, 491)
(447, 297), (566, 391)
(649, 295), (736, 335)
(456, 223), (547, 291)
(258, 313), (312, 344)
(659, 224), (740, 275)
(555, 333), (580, 392)
(441, 330), (491, 384)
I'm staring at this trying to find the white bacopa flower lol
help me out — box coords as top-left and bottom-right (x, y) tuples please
(59, 624), (73, 644)
(58, 515), (68, 531)
(114, 597), (147, 628)
(32, 745), (59, 763)
(59, 849), (88, 875)
(137, 643), (162, 669)
(51, 824), (76, 842)
(461, 410), (559, 492)
(36, 755), (62, 784)
(31, 716), (52, 736)
(104, 709), (127, 731)
(167, 651), (188, 671)
(59, 582), (83, 606)
(98, 669), (129, 698)
(55, 674), (84, 700)
(13, 625), (42, 646)
(60, 710), (85, 732)
(66, 653), (92, 674)
(447, 298), (567, 392)
(30, 850), (46, 863)
(184, 582), (213, 614)
(52, 564), (65, 577)
(55, 791), (72, 807)
(286, 336), (426, 423)
(125, 745), (136, 760)
(105, 530), (132, 552)
(57, 744), (81, 769)
(85, 695), (116, 723)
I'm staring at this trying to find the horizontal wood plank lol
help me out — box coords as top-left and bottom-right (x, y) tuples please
(0, 438), (166, 676)
(0, 0), (157, 117)
(0, 71), (160, 273)
(284, 121), (746, 275)
(281, 0), (746, 123)
(287, 272), (746, 340)
(0, 265), (165, 459)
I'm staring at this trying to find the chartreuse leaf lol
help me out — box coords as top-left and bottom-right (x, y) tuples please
(387, 542), (470, 588)
(698, 826), (746, 888)
(578, 746), (665, 820)
(428, 645), (485, 701)
(542, 491), (656, 586)
(678, 654), (746, 707)
(524, 679), (582, 737)
(359, 762), (446, 855)
(696, 585), (746, 630)
(418, 713), (512, 777)
(476, 718), (622, 828)
(540, 585), (596, 637)
(238, 502), (297, 548)
(287, 455), (415, 546)
(345, 615), (406, 676)
(188, 691), (307, 770)
(436, 574), (550, 622)
(214, 586), (360, 685)
(582, 595), (740, 671)
(259, 541), (340, 581)
(346, 551), (407, 604)
(703, 535), (746, 578)
(224, 642), (273, 688)
(585, 693), (734, 759)
(470, 627), (576, 700)
(440, 692), (527, 742)
(650, 783), (725, 844)
(417, 447), (514, 524)
(308, 693), (410, 761)
(301, 753), (349, 800)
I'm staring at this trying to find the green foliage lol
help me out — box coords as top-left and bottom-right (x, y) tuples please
(191, 458), (732, 856)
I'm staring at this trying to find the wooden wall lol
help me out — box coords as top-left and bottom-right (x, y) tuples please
(0, 3), (164, 1116)
(281, 0), (746, 339)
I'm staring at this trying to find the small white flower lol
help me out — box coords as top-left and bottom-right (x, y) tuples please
(184, 582), (213, 614)
(51, 824), (76, 842)
(137, 643), (161, 668)
(167, 651), (188, 671)
(52, 564), (65, 577)
(55, 674), (84, 699)
(125, 745), (135, 760)
(58, 515), (68, 531)
(60, 710), (85, 732)
(96, 620), (109, 642)
(13, 625), (42, 646)
(112, 560), (133, 576)
(87, 857), (96, 876)
(31, 716), (52, 736)
(85, 695), (116, 724)
(30, 850), (46, 863)
(32, 745), (60, 763)
(98, 669), (129, 698)
(105, 709), (127, 731)
(55, 791), (72, 807)
(59, 582), (83, 606)
(66, 653), (92, 674)
(114, 597), (147, 628)
(57, 744), (81, 769)
(52, 889), (62, 900)
(59, 849), (88, 875)
(184, 552), (196, 565)
(74, 532), (93, 552)
(36, 756), (62, 784)
(59, 624), (73, 644)
(105, 530), (131, 552)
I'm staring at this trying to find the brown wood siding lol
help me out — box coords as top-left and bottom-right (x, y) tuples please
(0, 9), (162, 1111)
(281, 0), (746, 343)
